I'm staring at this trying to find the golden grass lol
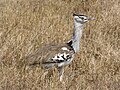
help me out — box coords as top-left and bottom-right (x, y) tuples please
(0, 0), (120, 90)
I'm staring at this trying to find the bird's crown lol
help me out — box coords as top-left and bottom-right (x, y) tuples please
(73, 13), (94, 23)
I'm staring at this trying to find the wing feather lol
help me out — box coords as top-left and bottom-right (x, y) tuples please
(25, 43), (74, 67)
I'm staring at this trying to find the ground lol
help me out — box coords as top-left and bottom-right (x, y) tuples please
(0, 0), (120, 90)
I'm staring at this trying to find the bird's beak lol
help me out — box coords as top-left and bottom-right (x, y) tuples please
(88, 17), (95, 20)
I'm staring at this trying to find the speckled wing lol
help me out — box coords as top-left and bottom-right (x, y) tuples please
(25, 43), (75, 68)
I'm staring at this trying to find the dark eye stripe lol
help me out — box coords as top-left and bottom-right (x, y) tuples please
(78, 16), (84, 19)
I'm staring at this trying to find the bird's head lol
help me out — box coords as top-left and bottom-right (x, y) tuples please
(73, 13), (95, 24)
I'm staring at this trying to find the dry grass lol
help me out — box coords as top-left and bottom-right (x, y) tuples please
(0, 0), (120, 90)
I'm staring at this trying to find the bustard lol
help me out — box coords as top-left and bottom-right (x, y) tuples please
(25, 14), (94, 81)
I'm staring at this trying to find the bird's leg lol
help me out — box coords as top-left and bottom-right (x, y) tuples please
(57, 66), (64, 82)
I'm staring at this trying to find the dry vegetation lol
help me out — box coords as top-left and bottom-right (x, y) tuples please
(0, 0), (120, 90)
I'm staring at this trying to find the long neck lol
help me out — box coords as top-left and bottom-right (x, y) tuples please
(72, 20), (84, 53)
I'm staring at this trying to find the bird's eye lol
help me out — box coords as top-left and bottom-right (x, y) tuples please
(80, 17), (84, 20)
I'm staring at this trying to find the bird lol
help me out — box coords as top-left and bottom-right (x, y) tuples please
(24, 13), (94, 81)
